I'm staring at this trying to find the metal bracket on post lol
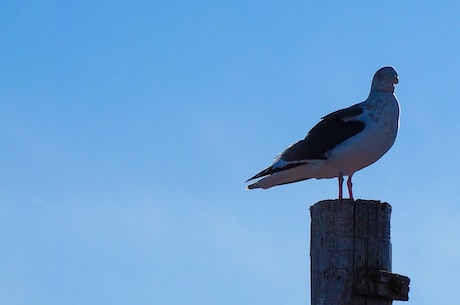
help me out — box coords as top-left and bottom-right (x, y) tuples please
(355, 268), (410, 301)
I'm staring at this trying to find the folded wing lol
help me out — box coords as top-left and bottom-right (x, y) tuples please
(246, 103), (366, 182)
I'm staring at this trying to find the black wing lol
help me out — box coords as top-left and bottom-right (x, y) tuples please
(321, 102), (364, 120)
(246, 103), (365, 181)
(281, 118), (365, 161)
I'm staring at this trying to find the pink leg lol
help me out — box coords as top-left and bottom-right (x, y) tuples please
(347, 175), (354, 200)
(338, 175), (344, 200)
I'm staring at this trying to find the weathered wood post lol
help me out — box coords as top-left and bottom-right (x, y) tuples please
(310, 199), (410, 305)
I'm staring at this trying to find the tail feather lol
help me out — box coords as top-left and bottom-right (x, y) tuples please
(246, 162), (317, 190)
(245, 166), (273, 182)
(246, 161), (310, 184)
(246, 182), (260, 190)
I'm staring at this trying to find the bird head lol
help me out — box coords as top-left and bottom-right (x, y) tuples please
(371, 66), (399, 93)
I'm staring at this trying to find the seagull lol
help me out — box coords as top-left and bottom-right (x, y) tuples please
(245, 66), (400, 200)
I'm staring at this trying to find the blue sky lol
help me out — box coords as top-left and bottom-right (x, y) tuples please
(1, 1), (460, 304)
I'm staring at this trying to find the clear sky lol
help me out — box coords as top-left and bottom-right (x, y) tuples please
(1, 1), (459, 304)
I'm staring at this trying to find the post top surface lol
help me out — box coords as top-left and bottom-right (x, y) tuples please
(310, 199), (392, 211)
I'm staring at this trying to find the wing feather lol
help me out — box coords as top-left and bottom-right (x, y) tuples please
(246, 103), (366, 182)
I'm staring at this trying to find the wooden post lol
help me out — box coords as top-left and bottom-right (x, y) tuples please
(310, 199), (410, 305)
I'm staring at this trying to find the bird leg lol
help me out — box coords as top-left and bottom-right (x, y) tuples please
(347, 175), (354, 200)
(338, 174), (344, 201)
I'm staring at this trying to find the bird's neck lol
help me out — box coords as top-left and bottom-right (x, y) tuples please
(370, 86), (395, 94)
(366, 90), (397, 107)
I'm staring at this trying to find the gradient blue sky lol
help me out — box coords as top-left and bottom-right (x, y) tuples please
(1, 1), (460, 304)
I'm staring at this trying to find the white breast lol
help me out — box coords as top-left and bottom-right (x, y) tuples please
(316, 92), (400, 178)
